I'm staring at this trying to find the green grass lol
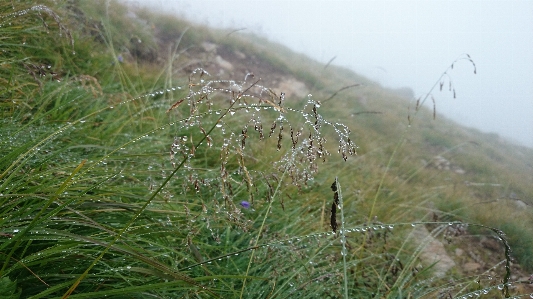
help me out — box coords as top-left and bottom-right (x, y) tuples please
(2, 1), (533, 298)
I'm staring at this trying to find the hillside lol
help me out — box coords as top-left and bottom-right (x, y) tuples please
(1, 1), (532, 298)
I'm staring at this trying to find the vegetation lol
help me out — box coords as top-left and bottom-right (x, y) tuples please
(1, 1), (532, 298)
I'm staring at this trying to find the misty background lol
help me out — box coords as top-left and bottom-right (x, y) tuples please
(124, 0), (533, 148)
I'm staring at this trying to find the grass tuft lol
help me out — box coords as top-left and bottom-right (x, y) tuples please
(1, 1), (532, 298)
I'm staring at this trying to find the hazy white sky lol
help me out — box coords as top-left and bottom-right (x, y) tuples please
(126, 0), (533, 147)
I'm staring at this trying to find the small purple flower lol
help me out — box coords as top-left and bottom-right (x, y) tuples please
(117, 55), (124, 63)
(240, 201), (250, 209)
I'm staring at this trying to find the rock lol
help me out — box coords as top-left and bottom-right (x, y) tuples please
(202, 42), (217, 52)
(275, 77), (308, 98)
(433, 156), (450, 170)
(514, 199), (528, 209)
(215, 55), (234, 71)
(410, 225), (456, 277)
(430, 155), (465, 174)
(463, 262), (481, 272)
(453, 167), (466, 174)
(234, 50), (246, 59)
(455, 248), (464, 256)
(480, 236), (501, 252)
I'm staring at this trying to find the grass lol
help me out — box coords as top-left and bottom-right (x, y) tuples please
(1, 1), (533, 298)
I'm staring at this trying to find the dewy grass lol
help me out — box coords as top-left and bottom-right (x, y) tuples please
(2, 1), (533, 298)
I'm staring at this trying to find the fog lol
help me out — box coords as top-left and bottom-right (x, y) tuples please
(125, 0), (533, 148)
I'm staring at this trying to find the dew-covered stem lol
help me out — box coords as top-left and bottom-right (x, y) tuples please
(333, 177), (349, 299)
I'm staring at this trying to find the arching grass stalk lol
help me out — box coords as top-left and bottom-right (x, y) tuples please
(364, 54), (476, 240)
(61, 79), (261, 299)
(366, 221), (513, 298)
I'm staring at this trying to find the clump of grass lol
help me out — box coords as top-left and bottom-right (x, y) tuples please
(2, 1), (533, 298)
(2, 4), (361, 294)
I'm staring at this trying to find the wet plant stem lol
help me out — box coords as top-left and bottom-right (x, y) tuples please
(364, 56), (473, 251)
(335, 177), (349, 299)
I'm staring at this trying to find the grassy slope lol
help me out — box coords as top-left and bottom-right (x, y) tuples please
(1, 1), (532, 298)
